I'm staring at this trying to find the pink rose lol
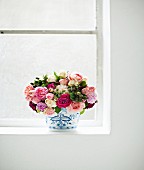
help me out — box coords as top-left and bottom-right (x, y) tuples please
(69, 73), (83, 82)
(35, 87), (48, 100)
(67, 102), (85, 113)
(88, 87), (95, 92)
(24, 85), (35, 101)
(46, 93), (54, 100)
(59, 79), (68, 85)
(24, 85), (41, 103)
(47, 83), (55, 89)
(44, 108), (55, 115)
(82, 86), (97, 104)
(47, 83), (56, 92)
(82, 86), (95, 95)
(24, 84), (34, 95)
(25, 91), (34, 101)
(37, 102), (47, 112)
(87, 92), (97, 104)
(32, 95), (41, 104)
(56, 94), (71, 108)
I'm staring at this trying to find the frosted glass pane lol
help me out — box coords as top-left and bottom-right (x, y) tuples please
(0, 0), (96, 30)
(0, 34), (96, 120)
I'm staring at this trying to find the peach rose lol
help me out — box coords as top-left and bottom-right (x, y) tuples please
(25, 91), (34, 101)
(59, 79), (68, 85)
(24, 84), (34, 96)
(44, 108), (55, 115)
(69, 73), (83, 82)
(82, 86), (95, 95)
(24, 85), (35, 101)
(67, 102), (85, 113)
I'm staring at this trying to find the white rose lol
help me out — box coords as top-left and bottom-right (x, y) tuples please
(56, 85), (68, 92)
(48, 75), (56, 82)
(45, 99), (56, 108)
(68, 80), (79, 86)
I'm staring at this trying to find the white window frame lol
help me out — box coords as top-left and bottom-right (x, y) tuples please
(0, 0), (111, 134)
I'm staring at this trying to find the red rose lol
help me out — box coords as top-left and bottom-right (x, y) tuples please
(56, 94), (71, 108)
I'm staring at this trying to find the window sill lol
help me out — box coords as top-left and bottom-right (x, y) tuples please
(0, 126), (110, 135)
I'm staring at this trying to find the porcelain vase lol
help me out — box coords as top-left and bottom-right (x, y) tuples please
(46, 108), (80, 130)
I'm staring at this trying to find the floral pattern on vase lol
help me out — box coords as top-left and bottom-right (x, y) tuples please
(46, 108), (80, 129)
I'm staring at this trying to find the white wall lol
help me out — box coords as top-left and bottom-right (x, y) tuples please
(0, 0), (144, 169)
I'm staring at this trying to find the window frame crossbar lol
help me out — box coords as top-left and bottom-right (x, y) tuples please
(0, 30), (97, 35)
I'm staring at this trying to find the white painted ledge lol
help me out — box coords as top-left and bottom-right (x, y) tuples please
(0, 127), (110, 135)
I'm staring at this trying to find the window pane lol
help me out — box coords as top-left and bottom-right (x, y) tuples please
(0, 0), (96, 30)
(0, 34), (96, 120)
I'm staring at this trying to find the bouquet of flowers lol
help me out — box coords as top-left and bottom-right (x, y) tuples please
(24, 71), (98, 116)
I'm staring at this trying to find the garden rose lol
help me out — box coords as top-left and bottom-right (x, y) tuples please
(56, 94), (71, 108)
(46, 93), (54, 100)
(67, 102), (85, 113)
(69, 73), (83, 82)
(56, 84), (68, 93)
(24, 85), (35, 101)
(35, 87), (48, 100)
(25, 90), (34, 101)
(45, 99), (56, 108)
(32, 95), (41, 104)
(47, 83), (55, 89)
(36, 102), (47, 111)
(24, 85), (41, 103)
(47, 75), (56, 82)
(87, 92), (97, 104)
(59, 78), (68, 85)
(82, 86), (95, 95)
(24, 84), (34, 96)
(59, 71), (67, 78)
(68, 80), (79, 86)
(44, 108), (55, 115)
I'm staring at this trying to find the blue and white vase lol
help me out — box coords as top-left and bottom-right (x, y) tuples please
(46, 108), (80, 130)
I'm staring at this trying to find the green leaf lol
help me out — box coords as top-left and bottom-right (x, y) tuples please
(80, 81), (87, 87)
(80, 109), (85, 115)
(70, 92), (76, 101)
(55, 106), (61, 113)
(54, 71), (60, 81)
(43, 74), (48, 80)
(81, 94), (87, 100)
